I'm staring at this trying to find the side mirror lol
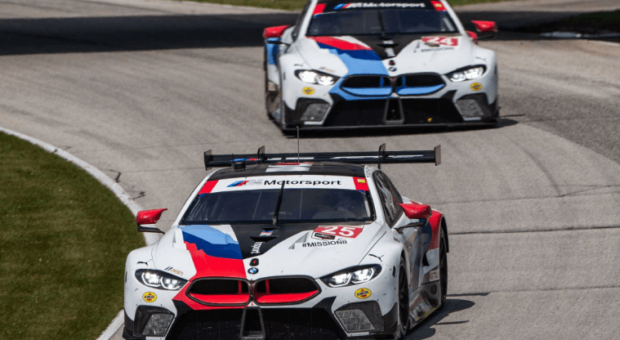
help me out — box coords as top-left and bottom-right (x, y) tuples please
(399, 202), (432, 219)
(263, 25), (290, 39)
(394, 203), (432, 233)
(136, 209), (167, 234)
(467, 31), (478, 45)
(471, 20), (498, 40)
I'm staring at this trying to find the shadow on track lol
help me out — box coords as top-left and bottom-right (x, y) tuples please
(0, 9), (593, 56)
(286, 118), (518, 139)
(406, 298), (477, 340)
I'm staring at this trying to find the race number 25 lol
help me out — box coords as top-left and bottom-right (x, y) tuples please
(314, 226), (363, 238)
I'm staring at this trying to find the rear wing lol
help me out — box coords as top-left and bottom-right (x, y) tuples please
(203, 144), (441, 170)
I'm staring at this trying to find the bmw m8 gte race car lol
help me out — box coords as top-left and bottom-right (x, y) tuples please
(123, 145), (449, 340)
(264, 0), (499, 132)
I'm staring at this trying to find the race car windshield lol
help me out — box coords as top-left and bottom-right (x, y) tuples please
(181, 188), (374, 224)
(307, 5), (457, 36)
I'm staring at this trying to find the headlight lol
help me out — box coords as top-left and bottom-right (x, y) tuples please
(447, 66), (486, 82)
(321, 265), (381, 288)
(295, 70), (339, 86)
(136, 270), (187, 291)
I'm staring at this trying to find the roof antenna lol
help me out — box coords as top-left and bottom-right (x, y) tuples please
(378, 143), (386, 170)
(297, 126), (300, 163)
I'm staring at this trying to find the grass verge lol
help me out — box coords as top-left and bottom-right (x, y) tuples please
(0, 132), (144, 340)
(180, 0), (513, 11)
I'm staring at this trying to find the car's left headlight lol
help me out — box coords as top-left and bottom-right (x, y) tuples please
(295, 70), (340, 86)
(447, 65), (486, 82)
(321, 265), (382, 288)
(135, 269), (187, 291)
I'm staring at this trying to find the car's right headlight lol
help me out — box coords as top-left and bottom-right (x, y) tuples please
(321, 265), (382, 288)
(135, 269), (187, 291)
(295, 70), (340, 86)
(447, 65), (486, 82)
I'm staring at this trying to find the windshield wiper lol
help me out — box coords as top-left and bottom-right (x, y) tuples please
(272, 181), (286, 226)
(377, 10), (391, 40)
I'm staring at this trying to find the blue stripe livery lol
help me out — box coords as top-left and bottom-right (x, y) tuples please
(181, 225), (242, 259)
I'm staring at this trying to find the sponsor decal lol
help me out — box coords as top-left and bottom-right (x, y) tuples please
(250, 258), (259, 266)
(313, 232), (337, 240)
(354, 177), (369, 192)
(164, 266), (183, 276)
(429, 269), (440, 281)
(302, 239), (348, 247)
(248, 267), (259, 275)
(422, 37), (458, 47)
(354, 288), (372, 299)
(430, 0), (447, 12)
(259, 230), (274, 237)
(470, 82), (482, 91)
(227, 180), (262, 187)
(302, 87), (315, 95)
(143, 292), (157, 303)
(315, 226), (363, 238)
(263, 179), (342, 186)
(336, 2), (425, 9)
(251, 242), (264, 255)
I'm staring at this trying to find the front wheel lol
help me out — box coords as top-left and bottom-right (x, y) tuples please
(396, 260), (410, 339)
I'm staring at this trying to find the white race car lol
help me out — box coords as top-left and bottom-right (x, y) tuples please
(122, 146), (449, 340)
(264, 0), (498, 132)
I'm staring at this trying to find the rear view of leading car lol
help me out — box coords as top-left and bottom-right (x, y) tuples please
(264, 0), (499, 132)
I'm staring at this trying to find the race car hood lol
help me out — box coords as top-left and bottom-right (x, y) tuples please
(150, 221), (386, 281)
(296, 34), (477, 77)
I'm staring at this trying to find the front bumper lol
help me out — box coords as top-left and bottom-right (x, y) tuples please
(124, 299), (398, 340)
(124, 265), (400, 339)
(280, 70), (498, 131)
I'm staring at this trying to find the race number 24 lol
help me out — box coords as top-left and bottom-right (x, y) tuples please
(314, 226), (363, 238)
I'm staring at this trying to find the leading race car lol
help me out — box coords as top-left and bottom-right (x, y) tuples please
(264, 0), (499, 132)
(123, 146), (449, 340)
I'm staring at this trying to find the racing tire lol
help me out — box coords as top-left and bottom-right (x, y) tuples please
(396, 260), (410, 339)
(264, 47), (276, 120)
(439, 228), (448, 308)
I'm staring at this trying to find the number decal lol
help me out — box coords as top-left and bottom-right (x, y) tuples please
(320, 226), (339, 235)
(314, 226), (363, 238)
(422, 37), (459, 47)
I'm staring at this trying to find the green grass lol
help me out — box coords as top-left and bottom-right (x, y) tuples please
(0, 132), (144, 340)
(180, 0), (512, 11)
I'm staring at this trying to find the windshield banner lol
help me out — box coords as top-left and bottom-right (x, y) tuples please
(203, 175), (363, 193)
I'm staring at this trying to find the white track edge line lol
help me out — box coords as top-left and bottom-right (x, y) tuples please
(0, 126), (159, 340)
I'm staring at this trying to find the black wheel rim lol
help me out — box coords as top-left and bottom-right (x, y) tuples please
(398, 267), (408, 328)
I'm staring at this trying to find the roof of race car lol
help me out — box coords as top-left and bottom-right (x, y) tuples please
(208, 161), (367, 180)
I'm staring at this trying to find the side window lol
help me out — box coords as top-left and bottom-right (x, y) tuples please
(373, 171), (403, 226)
(292, 2), (311, 41)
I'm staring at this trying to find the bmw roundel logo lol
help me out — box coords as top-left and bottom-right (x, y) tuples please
(389, 66), (397, 72)
(248, 267), (259, 275)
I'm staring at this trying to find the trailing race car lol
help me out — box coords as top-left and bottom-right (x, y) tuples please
(123, 145), (449, 340)
(263, 0), (499, 132)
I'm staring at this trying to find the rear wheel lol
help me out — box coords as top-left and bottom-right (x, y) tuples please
(396, 260), (409, 338)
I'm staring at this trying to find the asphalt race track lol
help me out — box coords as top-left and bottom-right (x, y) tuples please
(2, 0), (620, 339)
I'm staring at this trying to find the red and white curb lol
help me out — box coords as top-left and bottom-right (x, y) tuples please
(0, 126), (158, 340)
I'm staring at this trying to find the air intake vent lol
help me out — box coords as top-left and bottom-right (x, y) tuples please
(254, 277), (320, 305)
(188, 279), (250, 306)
